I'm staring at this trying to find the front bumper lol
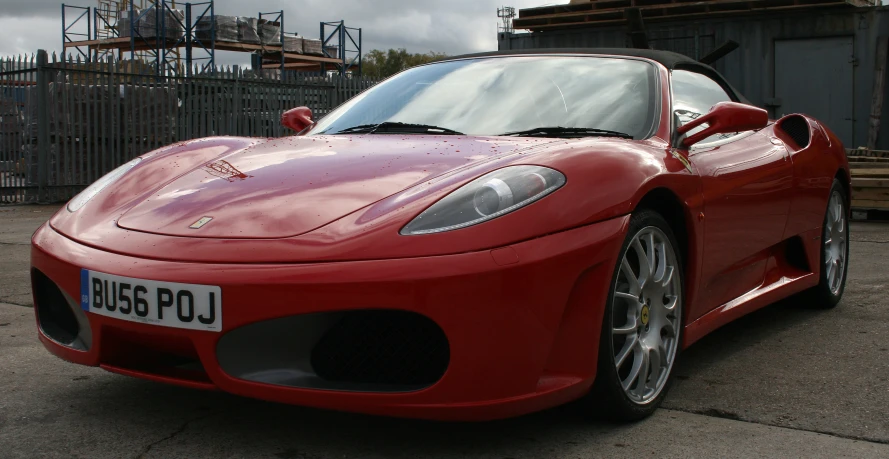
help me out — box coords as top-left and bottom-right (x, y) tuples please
(31, 216), (628, 421)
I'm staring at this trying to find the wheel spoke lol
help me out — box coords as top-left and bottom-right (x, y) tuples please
(825, 258), (835, 285)
(632, 238), (653, 283)
(828, 198), (837, 224)
(663, 294), (679, 312)
(614, 316), (638, 335)
(836, 258), (845, 287)
(646, 233), (657, 272)
(648, 345), (663, 387)
(615, 334), (637, 369)
(621, 258), (641, 295)
(660, 265), (674, 288)
(829, 259), (840, 291)
(615, 291), (638, 303)
(622, 345), (643, 391)
(634, 348), (650, 396)
(834, 197), (843, 225)
(658, 343), (670, 365)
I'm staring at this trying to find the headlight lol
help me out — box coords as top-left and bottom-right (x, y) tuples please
(67, 157), (142, 212)
(401, 165), (566, 235)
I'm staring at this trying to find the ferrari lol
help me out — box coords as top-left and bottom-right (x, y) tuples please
(31, 49), (850, 421)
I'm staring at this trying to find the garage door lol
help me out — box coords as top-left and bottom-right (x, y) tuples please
(775, 37), (855, 147)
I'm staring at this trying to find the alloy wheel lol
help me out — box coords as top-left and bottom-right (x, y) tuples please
(611, 226), (682, 405)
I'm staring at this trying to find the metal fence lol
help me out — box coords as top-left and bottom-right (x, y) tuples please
(0, 50), (379, 203)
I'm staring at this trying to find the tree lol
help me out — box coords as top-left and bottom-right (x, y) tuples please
(361, 48), (449, 79)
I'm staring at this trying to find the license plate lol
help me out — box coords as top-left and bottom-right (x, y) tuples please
(81, 269), (222, 332)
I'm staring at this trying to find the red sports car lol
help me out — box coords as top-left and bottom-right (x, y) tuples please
(31, 49), (850, 421)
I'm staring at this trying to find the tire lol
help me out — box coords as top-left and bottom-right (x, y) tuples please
(585, 208), (684, 421)
(803, 179), (850, 309)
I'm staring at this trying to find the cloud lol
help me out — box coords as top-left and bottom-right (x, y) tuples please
(0, 16), (59, 57)
(0, 0), (62, 18)
(0, 0), (555, 63)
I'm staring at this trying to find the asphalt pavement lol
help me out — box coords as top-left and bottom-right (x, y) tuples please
(1, 205), (888, 458)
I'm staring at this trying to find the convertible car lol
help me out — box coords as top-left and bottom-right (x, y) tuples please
(31, 49), (850, 421)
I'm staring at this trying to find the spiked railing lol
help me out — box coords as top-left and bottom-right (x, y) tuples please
(0, 50), (380, 203)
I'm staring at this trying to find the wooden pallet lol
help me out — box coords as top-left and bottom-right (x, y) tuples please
(513, 0), (872, 31)
(849, 157), (889, 169)
(850, 159), (889, 210)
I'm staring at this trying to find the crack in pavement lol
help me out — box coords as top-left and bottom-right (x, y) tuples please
(664, 408), (889, 445)
(0, 300), (31, 308)
(0, 241), (29, 246)
(134, 412), (217, 459)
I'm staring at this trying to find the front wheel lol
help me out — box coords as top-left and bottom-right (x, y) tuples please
(586, 209), (684, 421)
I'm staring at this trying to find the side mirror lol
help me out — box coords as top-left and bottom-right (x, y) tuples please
(676, 101), (768, 147)
(282, 106), (314, 133)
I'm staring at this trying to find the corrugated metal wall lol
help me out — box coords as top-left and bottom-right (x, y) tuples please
(499, 7), (889, 150)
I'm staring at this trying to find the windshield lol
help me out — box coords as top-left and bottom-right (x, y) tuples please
(307, 56), (658, 139)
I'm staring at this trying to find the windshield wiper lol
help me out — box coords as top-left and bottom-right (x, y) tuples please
(332, 122), (464, 135)
(500, 127), (634, 139)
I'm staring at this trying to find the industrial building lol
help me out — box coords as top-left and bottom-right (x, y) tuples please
(498, 0), (887, 151)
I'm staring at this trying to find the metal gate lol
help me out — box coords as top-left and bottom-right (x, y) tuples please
(0, 50), (378, 204)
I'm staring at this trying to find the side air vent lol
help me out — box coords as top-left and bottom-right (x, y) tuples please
(777, 116), (811, 149)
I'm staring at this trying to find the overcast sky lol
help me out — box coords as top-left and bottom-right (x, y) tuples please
(0, 0), (558, 64)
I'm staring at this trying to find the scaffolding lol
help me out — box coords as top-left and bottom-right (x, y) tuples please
(92, 1), (181, 65)
(497, 6), (516, 34)
(321, 21), (362, 75)
(61, 1), (362, 76)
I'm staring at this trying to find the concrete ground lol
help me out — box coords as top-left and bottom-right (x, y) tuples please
(1, 205), (888, 458)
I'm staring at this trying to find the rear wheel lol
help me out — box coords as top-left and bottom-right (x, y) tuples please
(586, 209), (683, 421)
(804, 179), (849, 309)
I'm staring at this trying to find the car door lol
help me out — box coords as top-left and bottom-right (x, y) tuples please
(672, 70), (794, 320)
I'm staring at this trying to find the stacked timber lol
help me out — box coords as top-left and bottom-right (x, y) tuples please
(238, 17), (261, 44)
(258, 19), (282, 45)
(848, 148), (889, 211)
(283, 34), (304, 53)
(118, 7), (185, 40)
(195, 15), (238, 42)
(195, 16), (264, 44)
(303, 39), (323, 56)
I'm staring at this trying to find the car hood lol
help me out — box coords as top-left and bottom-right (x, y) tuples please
(115, 135), (562, 239)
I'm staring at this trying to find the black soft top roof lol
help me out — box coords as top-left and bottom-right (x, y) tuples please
(442, 48), (750, 104)
(446, 48), (705, 70)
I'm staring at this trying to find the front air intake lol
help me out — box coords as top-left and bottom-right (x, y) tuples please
(310, 310), (450, 387)
(32, 268), (90, 350)
(217, 310), (450, 392)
